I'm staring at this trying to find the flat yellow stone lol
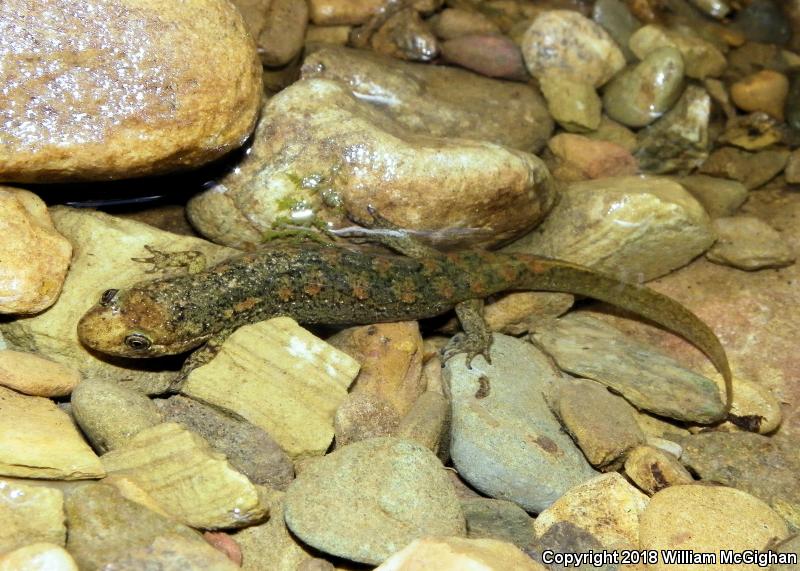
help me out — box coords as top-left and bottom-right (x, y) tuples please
(0, 350), (81, 397)
(183, 317), (360, 459)
(101, 422), (267, 529)
(0, 387), (104, 480)
(0, 479), (65, 552)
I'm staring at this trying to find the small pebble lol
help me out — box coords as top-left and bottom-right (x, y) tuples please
(603, 47), (685, 128)
(0, 386), (104, 480)
(635, 85), (712, 174)
(623, 445), (693, 495)
(101, 422), (267, 529)
(553, 378), (645, 471)
(440, 35), (528, 81)
(0, 188), (72, 315)
(706, 216), (795, 271)
(461, 497), (535, 548)
(699, 147), (789, 189)
(675, 174), (748, 218)
(0, 479), (66, 553)
(521, 10), (625, 87)
(731, 70), (790, 121)
(539, 73), (602, 132)
(534, 473), (649, 550)
(71, 378), (162, 454)
(679, 432), (800, 527)
(546, 134), (637, 182)
(629, 25), (727, 80)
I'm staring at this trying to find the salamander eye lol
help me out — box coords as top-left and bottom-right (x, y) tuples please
(124, 333), (152, 351)
(100, 289), (119, 306)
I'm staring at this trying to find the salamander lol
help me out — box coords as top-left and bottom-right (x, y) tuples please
(77, 235), (733, 413)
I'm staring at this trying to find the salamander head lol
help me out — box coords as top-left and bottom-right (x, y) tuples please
(77, 287), (207, 358)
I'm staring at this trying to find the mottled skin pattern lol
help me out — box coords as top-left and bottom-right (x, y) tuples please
(78, 242), (732, 410)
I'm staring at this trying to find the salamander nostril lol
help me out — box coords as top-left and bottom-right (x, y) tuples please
(100, 289), (119, 306)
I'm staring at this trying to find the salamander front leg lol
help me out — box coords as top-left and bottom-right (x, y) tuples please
(131, 245), (207, 275)
(442, 299), (493, 368)
(168, 329), (234, 392)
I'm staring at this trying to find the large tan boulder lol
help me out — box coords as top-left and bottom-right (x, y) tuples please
(0, 0), (262, 182)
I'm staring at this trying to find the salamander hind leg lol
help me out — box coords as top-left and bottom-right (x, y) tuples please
(442, 299), (493, 368)
(131, 245), (207, 275)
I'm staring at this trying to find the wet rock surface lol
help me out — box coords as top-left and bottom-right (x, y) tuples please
(533, 313), (726, 423)
(0, 0), (262, 182)
(505, 175), (715, 281)
(0, 188), (72, 315)
(187, 77), (556, 250)
(284, 437), (465, 565)
(156, 394), (295, 489)
(639, 484), (790, 571)
(445, 334), (597, 513)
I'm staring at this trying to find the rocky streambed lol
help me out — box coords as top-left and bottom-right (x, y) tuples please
(1, 0), (799, 569)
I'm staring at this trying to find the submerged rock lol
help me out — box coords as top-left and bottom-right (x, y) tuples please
(533, 313), (726, 424)
(639, 485), (790, 570)
(635, 85), (711, 174)
(375, 537), (541, 571)
(0, 386), (104, 480)
(707, 216), (795, 271)
(533, 473), (649, 550)
(0, 0), (261, 182)
(302, 46), (552, 152)
(284, 437), (465, 565)
(65, 483), (237, 570)
(101, 422), (267, 529)
(187, 78), (556, 250)
(445, 334), (597, 513)
(182, 317), (359, 459)
(629, 25), (726, 80)
(0, 188), (72, 315)
(603, 47), (685, 128)
(521, 10), (625, 87)
(0, 479), (66, 553)
(679, 432), (800, 527)
(505, 175), (714, 281)
(699, 147), (789, 189)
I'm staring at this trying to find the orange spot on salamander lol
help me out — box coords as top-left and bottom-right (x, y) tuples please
(372, 257), (395, 277)
(304, 282), (322, 296)
(470, 278), (488, 295)
(421, 258), (441, 275)
(392, 277), (418, 304)
(352, 285), (370, 300)
(434, 277), (455, 299)
(233, 297), (261, 312)
(277, 287), (294, 302)
(526, 259), (548, 273)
